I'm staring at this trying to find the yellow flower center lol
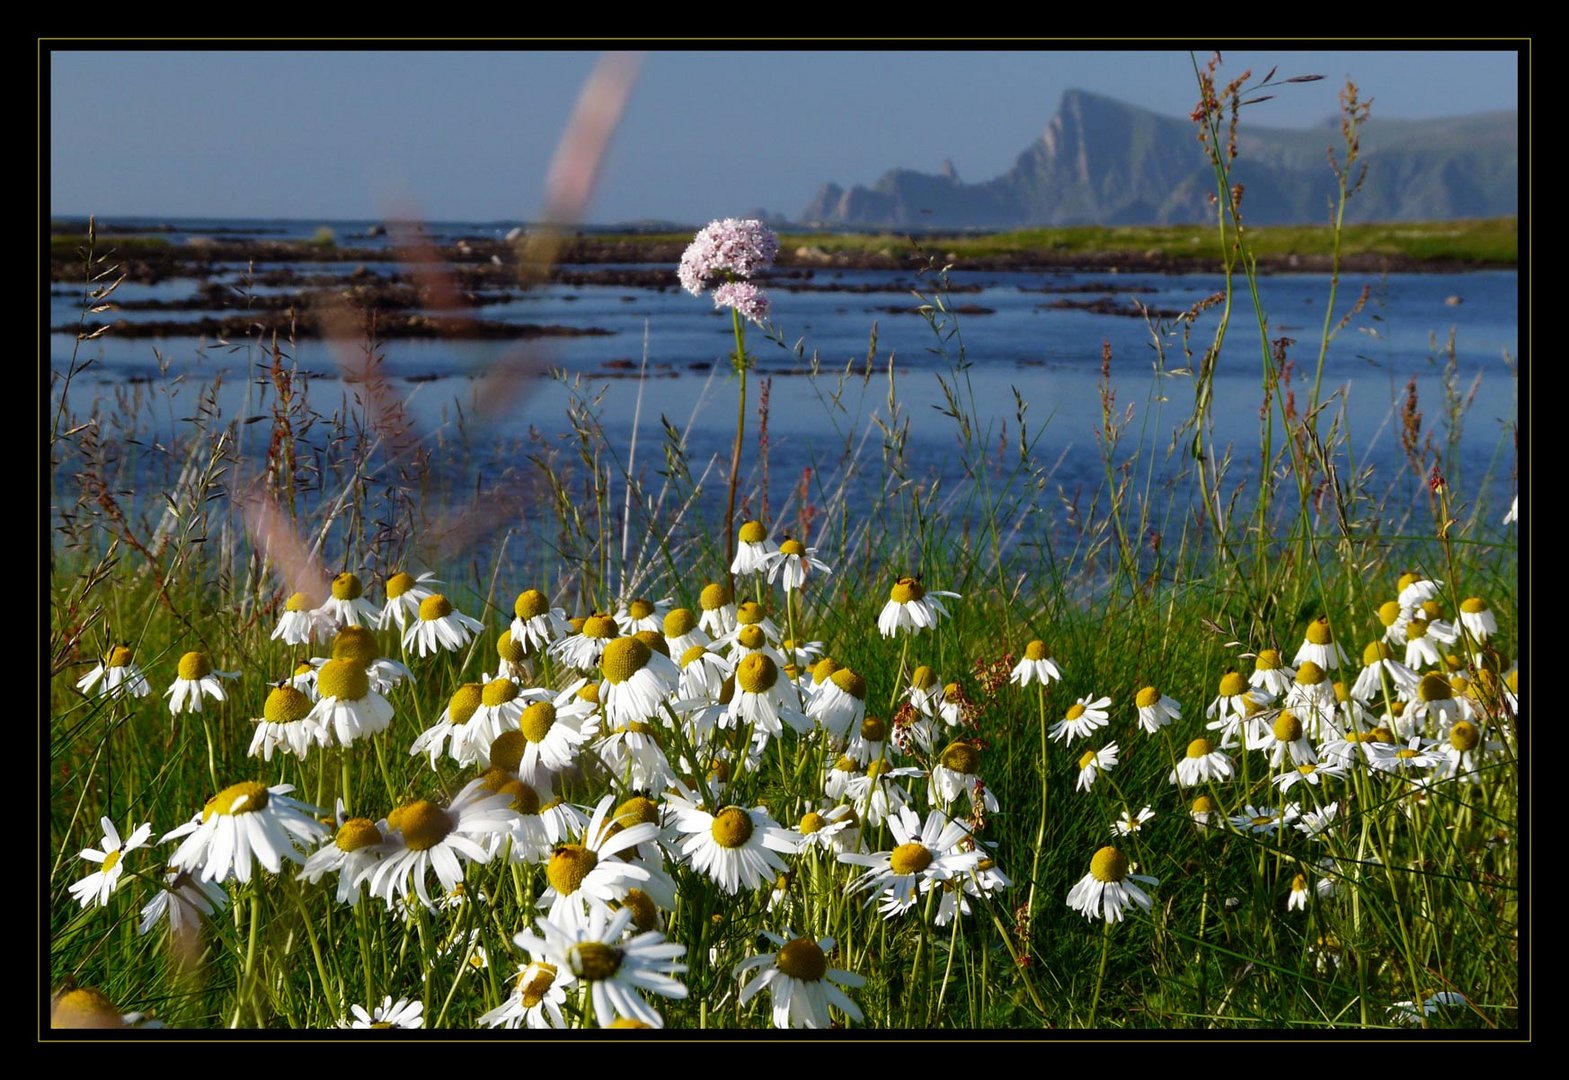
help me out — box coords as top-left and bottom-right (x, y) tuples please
(100, 848), (123, 873)
(385, 572), (416, 599)
(615, 796), (660, 828)
(514, 589), (550, 620)
(496, 777), (540, 815)
(479, 677), (518, 708)
(1089, 846), (1128, 883)
(567, 941), (622, 981)
(1449, 721), (1480, 751)
(418, 595), (454, 621)
(437, 684), (480, 727)
(602, 637), (653, 684)
(497, 631), (528, 663)
(1369, 726), (1396, 744)
(780, 538), (806, 557)
(578, 682), (601, 705)
(707, 759), (732, 783)
(1397, 571), (1424, 592)
(331, 572), (364, 600)
(737, 625), (766, 651)
(1395, 748), (1421, 760)
(911, 665), (937, 690)
(316, 658), (370, 702)
(1297, 763), (1317, 776)
(864, 759), (894, 779)
(1291, 873), (1307, 893)
(1024, 639), (1050, 661)
(799, 812), (826, 834)
(607, 1018), (650, 1028)
(518, 963), (558, 1009)
(393, 800), (453, 851)
(1191, 795), (1216, 814)
(680, 645), (711, 670)
(663, 608), (698, 637)
(633, 631), (670, 661)
(1255, 648), (1283, 671)
(890, 842), (934, 875)
(710, 807), (755, 848)
(331, 626), (379, 667)
(263, 685), (313, 724)
(736, 601), (766, 626)
(940, 741), (980, 774)
(860, 716), (888, 742)
(811, 657), (840, 684)
(1273, 712), (1303, 743)
(1064, 703), (1087, 721)
(617, 888), (660, 932)
(1377, 599), (1403, 627)
(1459, 596), (1488, 615)
(1421, 600), (1443, 620)
(1186, 738), (1215, 759)
(105, 645), (134, 669)
(1295, 661), (1326, 686)
(294, 661), (315, 677)
(889, 577), (926, 603)
(519, 702), (557, 743)
(737, 653), (779, 694)
(1305, 618), (1334, 646)
(546, 844), (598, 895)
(336, 817), (383, 852)
(1218, 671), (1248, 697)
(52, 987), (125, 1029)
(776, 938), (827, 981)
(829, 668), (867, 699)
(582, 614), (619, 640)
(285, 592), (313, 613)
(176, 651), (211, 680)
(1405, 619), (1430, 642)
(1251, 814), (1276, 826)
(832, 755), (861, 774)
(628, 599), (655, 620)
(1077, 749), (1097, 770)
(1362, 641), (1392, 665)
(738, 520), (768, 544)
(1417, 673), (1453, 703)
(1135, 686), (1161, 708)
(210, 781), (270, 818)
(699, 583), (731, 611)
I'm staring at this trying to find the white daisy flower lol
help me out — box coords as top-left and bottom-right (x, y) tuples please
(401, 593), (485, 658)
(930, 739), (998, 811)
(1075, 743), (1120, 793)
(137, 869), (227, 936)
(479, 960), (574, 1029)
(1283, 662), (1340, 740)
(728, 653), (812, 738)
(843, 761), (927, 828)
(163, 651), (239, 714)
(76, 644), (152, 700)
(1170, 737), (1234, 787)
(1066, 846), (1158, 923)
(342, 996), (424, 1029)
(298, 815), (392, 908)
(779, 637), (825, 672)
(824, 754), (864, 802)
(362, 779), (519, 910)
(1112, 806), (1156, 836)
(734, 931), (864, 1029)
(519, 680), (599, 782)
(306, 658), (395, 749)
(1229, 802), (1301, 836)
(1049, 695), (1112, 746)
(377, 570), (441, 632)
(845, 714), (892, 766)
(613, 596), (672, 636)
(1457, 597), (1498, 642)
(763, 537), (832, 592)
(1133, 686), (1181, 734)
(510, 589), (573, 653)
(1287, 873), (1311, 911)
(795, 805), (860, 855)
(538, 795), (664, 928)
(313, 571), (381, 630)
(68, 816), (152, 909)
(840, 805), (981, 918)
(1405, 673), (1471, 733)
(669, 801), (800, 895)
(312, 625), (415, 696)
(1188, 795), (1219, 831)
(905, 665), (943, 716)
(1369, 735), (1442, 775)
(1430, 719), (1498, 784)
(724, 601), (784, 648)
(1396, 572), (1444, 615)
(808, 666), (868, 743)
(675, 645), (730, 702)
(731, 519), (779, 576)
(661, 608), (710, 660)
(513, 906), (687, 1029)
(1247, 649), (1296, 700)
(593, 715), (679, 794)
(1246, 709), (1317, 767)
(549, 613), (621, 671)
(876, 577), (959, 638)
(599, 636), (681, 729)
(937, 680), (973, 730)
(409, 683), (486, 768)
(1293, 617), (1350, 671)
(1389, 991), (1470, 1026)
(271, 591), (329, 646)
(288, 660), (319, 700)
(935, 844), (1012, 926)
(462, 675), (552, 769)
(697, 582), (739, 638)
(1401, 616), (1455, 671)
(1205, 671), (1270, 745)
(163, 781), (328, 884)
(1351, 641), (1420, 702)
(1009, 639), (1062, 687)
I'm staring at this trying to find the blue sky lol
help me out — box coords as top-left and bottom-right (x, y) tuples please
(48, 48), (1520, 225)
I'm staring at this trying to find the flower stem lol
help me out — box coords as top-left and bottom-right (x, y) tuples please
(1087, 917), (1112, 1028)
(724, 305), (749, 590)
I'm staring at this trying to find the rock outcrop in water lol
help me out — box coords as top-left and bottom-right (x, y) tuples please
(801, 90), (1518, 228)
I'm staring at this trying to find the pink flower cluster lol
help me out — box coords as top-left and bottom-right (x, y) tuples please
(677, 218), (779, 296)
(711, 281), (770, 326)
